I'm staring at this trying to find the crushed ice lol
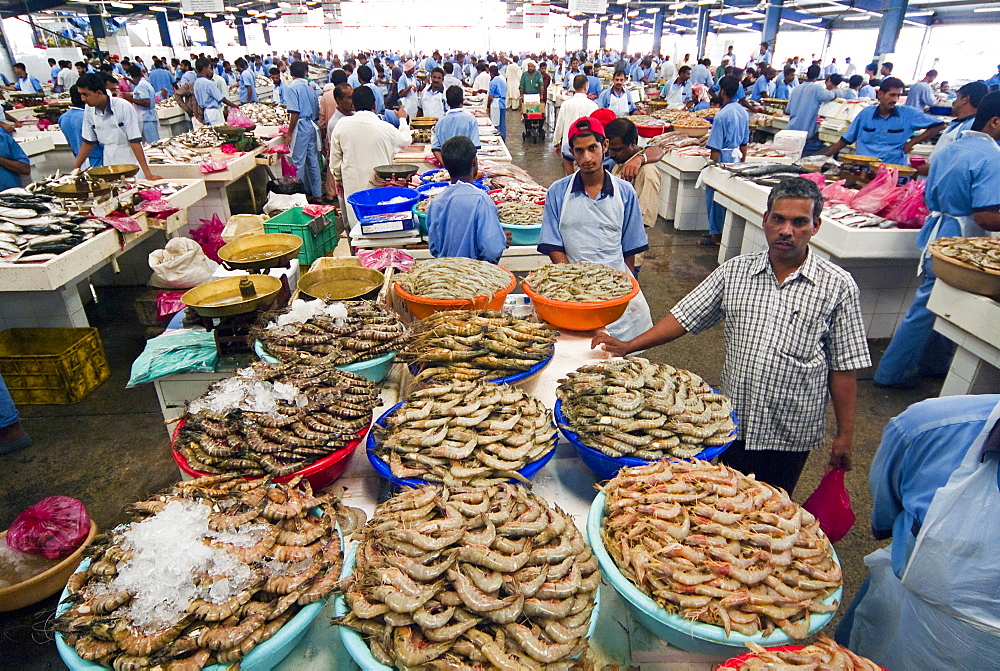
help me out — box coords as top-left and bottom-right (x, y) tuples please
(265, 298), (348, 331)
(107, 500), (259, 632)
(188, 370), (303, 416)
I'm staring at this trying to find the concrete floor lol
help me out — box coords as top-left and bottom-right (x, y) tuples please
(0, 110), (942, 667)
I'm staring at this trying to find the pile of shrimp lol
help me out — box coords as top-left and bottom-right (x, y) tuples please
(601, 460), (841, 640)
(54, 474), (363, 670)
(374, 381), (556, 485)
(740, 635), (880, 669)
(337, 484), (598, 669)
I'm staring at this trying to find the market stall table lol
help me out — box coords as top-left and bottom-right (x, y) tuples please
(701, 164), (922, 338)
(0, 178), (208, 330)
(156, 104), (189, 138)
(927, 279), (1000, 395)
(656, 151), (710, 231)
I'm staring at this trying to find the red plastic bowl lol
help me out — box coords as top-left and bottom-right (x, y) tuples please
(717, 646), (885, 670)
(636, 123), (670, 138)
(171, 419), (369, 490)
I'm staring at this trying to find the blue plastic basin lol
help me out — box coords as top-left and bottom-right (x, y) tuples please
(346, 186), (419, 220)
(254, 340), (397, 383)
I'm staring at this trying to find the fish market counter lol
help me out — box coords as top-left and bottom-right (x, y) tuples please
(247, 330), (737, 669)
(0, 179), (207, 330)
(927, 280), (1000, 395)
(701, 165), (922, 339)
(656, 152), (710, 231)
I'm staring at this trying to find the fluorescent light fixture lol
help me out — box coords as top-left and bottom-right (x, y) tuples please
(842, 13), (869, 20)
(627, 9), (639, 16)
(204, 12), (217, 17)
(224, 13), (235, 18)
(150, 5), (168, 10)
(110, 1), (132, 6)
(905, 9), (933, 16)
(697, 0), (714, 4)
(973, 6), (1000, 11)
(668, 2), (684, 8)
(646, 7), (659, 12)
(735, 12), (759, 19)
(224, 5), (237, 10)
(247, 8), (258, 13)
(800, 16), (823, 22)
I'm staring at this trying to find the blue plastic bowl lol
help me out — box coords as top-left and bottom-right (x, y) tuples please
(335, 535), (601, 670)
(55, 558), (327, 671)
(499, 221), (542, 246)
(406, 353), (552, 387)
(411, 204), (428, 235)
(555, 396), (738, 481)
(415, 182), (449, 199)
(587, 491), (841, 657)
(346, 186), (419, 220)
(366, 400), (557, 489)
(254, 340), (398, 383)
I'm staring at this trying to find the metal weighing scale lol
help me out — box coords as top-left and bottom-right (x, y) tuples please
(181, 233), (302, 354)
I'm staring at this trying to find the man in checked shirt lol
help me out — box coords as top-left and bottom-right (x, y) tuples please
(593, 178), (871, 495)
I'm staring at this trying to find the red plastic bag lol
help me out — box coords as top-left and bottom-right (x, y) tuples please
(881, 179), (929, 229)
(280, 155), (298, 179)
(821, 179), (856, 205)
(851, 164), (902, 214)
(802, 468), (856, 542)
(6, 496), (90, 559)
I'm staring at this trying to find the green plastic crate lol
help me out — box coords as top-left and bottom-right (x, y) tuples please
(263, 207), (338, 266)
(0, 328), (110, 404)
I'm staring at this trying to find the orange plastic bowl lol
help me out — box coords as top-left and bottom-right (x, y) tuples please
(523, 271), (640, 331)
(393, 269), (517, 320)
(171, 419), (369, 490)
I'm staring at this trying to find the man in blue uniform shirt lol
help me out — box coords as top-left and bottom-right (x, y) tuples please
(597, 70), (637, 116)
(235, 58), (257, 104)
(60, 87), (103, 168)
(283, 61), (322, 202)
(431, 87), (479, 165)
(874, 93), (1000, 388)
(427, 136), (507, 264)
(148, 60), (174, 101)
(786, 64), (838, 153)
(825, 77), (945, 166)
(194, 58), (237, 126)
(750, 66), (777, 101)
(0, 126), (29, 190)
(703, 76), (750, 247)
(773, 66), (798, 99)
(121, 65), (159, 143)
(904, 69), (936, 110)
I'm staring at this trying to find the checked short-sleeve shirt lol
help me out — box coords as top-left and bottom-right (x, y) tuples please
(671, 250), (871, 452)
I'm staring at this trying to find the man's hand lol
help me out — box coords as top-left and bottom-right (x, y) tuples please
(552, 145), (561, 157)
(0, 122), (14, 134)
(619, 153), (643, 181)
(829, 435), (853, 471)
(591, 333), (631, 357)
(903, 139), (917, 155)
(395, 108), (408, 120)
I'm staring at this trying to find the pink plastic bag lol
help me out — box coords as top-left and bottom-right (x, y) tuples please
(190, 214), (226, 263)
(882, 179), (929, 229)
(851, 164), (902, 213)
(800, 172), (826, 187)
(280, 155), (298, 179)
(156, 290), (187, 320)
(821, 179), (856, 205)
(226, 107), (255, 128)
(6, 496), (91, 559)
(357, 248), (416, 272)
(802, 468), (856, 542)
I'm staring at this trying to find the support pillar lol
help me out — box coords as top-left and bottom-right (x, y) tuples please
(262, 23), (271, 46)
(652, 12), (664, 56)
(622, 16), (630, 55)
(87, 7), (108, 57)
(762, 0), (782, 54)
(234, 17), (247, 47)
(599, 20), (607, 50)
(582, 19), (589, 52)
(200, 17), (215, 47)
(696, 5), (710, 58)
(875, 0), (908, 57)
(155, 12), (171, 48)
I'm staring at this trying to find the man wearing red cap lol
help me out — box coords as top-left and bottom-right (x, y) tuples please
(538, 116), (653, 342)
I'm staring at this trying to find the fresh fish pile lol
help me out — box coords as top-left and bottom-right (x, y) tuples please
(256, 300), (410, 368)
(741, 635), (879, 669)
(400, 310), (557, 386)
(177, 362), (378, 477)
(395, 257), (512, 299)
(824, 203), (892, 229)
(719, 162), (808, 187)
(491, 182), (548, 204)
(929, 236), (1000, 272)
(337, 484), (598, 668)
(0, 188), (108, 261)
(648, 130), (706, 150)
(602, 459), (842, 639)
(652, 108), (716, 121)
(478, 161), (540, 191)
(624, 114), (669, 126)
(525, 263), (632, 302)
(54, 474), (354, 668)
(155, 98), (180, 110)
(671, 118), (712, 129)
(146, 128), (225, 163)
(415, 197), (433, 214)
(497, 202), (544, 227)
(425, 170), (453, 182)
(558, 358), (735, 459)
(374, 381), (555, 484)
(239, 102), (288, 126)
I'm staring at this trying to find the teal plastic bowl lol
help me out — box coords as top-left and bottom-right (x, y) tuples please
(586, 490), (842, 657)
(500, 221), (542, 246)
(411, 203), (427, 236)
(254, 340), (397, 383)
(55, 558), (327, 671)
(335, 535), (601, 670)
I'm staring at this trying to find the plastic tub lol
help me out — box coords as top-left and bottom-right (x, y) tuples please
(499, 221), (542, 246)
(346, 187), (419, 221)
(637, 123), (670, 138)
(415, 182), (449, 199)
(263, 207), (338, 266)
(587, 491), (842, 657)
(419, 169), (484, 184)
(0, 521), (97, 612)
(411, 204), (428, 236)
(334, 543), (600, 670)
(522, 273), (640, 331)
(393, 268), (517, 320)
(555, 398), (737, 480)
(172, 419), (369, 490)
(366, 401), (557, 489)
(0, 328), (109, 405)
(407, 353), (552, 387)
(56, 557), (326, 671)
(254, 341), (398, 383)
